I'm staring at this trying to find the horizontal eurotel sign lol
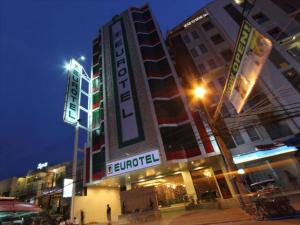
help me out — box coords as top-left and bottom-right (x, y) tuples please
(110, 18), (144, 147)
(106, 150), (161, 177)
(224, 20), (272, 113)
(184, 12), (208, 28)
(63, 59), (82, 125)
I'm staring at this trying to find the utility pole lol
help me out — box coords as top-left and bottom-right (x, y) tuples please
(70, 124), (79, 221)
(194, 88), (249, 206)
(205, 101), (249, 205)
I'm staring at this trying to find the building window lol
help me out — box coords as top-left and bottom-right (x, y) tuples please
(264, 121), (292, 139)
(191, 30), (199, 39)
(224, 4), (243, 25)
(269, 48), (290, 69)
(198, 64), (207, 74)
(238, 1), (254, 12)
(208, 59), (217, 69)
(190, 48), (199, 57)
(221, 105), (230, 117)
(252, 12), (269, 24)
(183, 34), (191, 44)
(220, 49), (233, 62)
(282, 68), (300, 92)
(287, 43), (300, 62)
(294, 12), (300, 23)
(267, 27), (288, 40)
(198, 44), (208, 54)
(232, 131), (245, 145)
(246, 127), (260, 141)
(210, 34), (224, 45)
(270, 0), (299, 14)
(218, 76), (226, 87)
(202, 20), (214, 31)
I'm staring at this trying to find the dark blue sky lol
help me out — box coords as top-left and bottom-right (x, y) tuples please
(0, 0), (211, 179)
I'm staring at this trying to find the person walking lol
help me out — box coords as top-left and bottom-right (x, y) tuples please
(80, 210), (85, 225)
(106, 204), (111, 225)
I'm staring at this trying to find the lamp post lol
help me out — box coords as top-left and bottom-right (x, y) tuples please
(63, 56), (90, 221)
(193, 85), (249, 206)
(70, 123), (79, 221)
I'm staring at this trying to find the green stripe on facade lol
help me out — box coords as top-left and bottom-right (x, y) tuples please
(109, 18), (145, 148)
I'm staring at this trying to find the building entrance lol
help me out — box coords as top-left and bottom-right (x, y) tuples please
(132, 174), (187, 207)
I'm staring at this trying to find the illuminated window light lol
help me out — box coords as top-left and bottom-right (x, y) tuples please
(233, 145), (297, 164)
(237, 169), (245, 175)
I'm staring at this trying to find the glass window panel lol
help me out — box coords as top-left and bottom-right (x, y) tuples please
(198, 44), (208, 54)
(210, 34), (224, 45)
(269, 48), (290, 69)
(183, 34), (191, 44)
(220, 49), (233, 62)
(202, 21), (214, 31)
(252, 12), (269, 24)
(208, 59), (217, 69)
(190, 48), (199, 57)
(246, 127), (260, 141)
(232, 131), (245, 145)
(191, 30), (199, 39)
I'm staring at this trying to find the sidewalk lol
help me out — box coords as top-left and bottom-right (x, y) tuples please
(116, 206), (300, 225)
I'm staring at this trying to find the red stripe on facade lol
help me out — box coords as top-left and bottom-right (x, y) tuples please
(93, 102), (100, 109)
(93, 136), (104, 151)
(185, 146), (201, 158)
(85, 148), (90, 184)
(166, 149), (186, 160)
(192, 111), (214, 153)
(146, 68), (172, 77)
(166, 146), (201, 160)
(142, 54), (165, 61)
(92, 170), (106, 181)
(93, 88), (100, 93)
(93, 73), (100, 79)
(150, 89), (179, 99)
(157, 113), (188, 125)
(138, 38), (160, 46)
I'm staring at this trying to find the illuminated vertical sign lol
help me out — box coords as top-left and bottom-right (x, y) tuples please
(110, 19), (144, 147)
(63, 59), (83, 125)
(63, 178), (73, 198)
(224, 20), (272, 113)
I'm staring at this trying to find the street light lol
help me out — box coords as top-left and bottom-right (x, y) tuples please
(64, 62), (72, 71)
(237, 168), (246, 175)
(194, 86), (206, 99)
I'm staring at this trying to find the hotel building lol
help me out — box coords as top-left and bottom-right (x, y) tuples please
(78, 4), (240, 224)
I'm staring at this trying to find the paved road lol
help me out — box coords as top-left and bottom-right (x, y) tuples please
(113, 198), (300, 225)
(118, 207), (300, 225)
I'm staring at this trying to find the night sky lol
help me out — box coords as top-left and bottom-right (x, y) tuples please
(0, 0), (211, 179)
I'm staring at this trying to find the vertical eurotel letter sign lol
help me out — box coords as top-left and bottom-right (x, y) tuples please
(224, 20), (272, 113)
(110, 18), (144, 147)
(63, 59), (82, 125)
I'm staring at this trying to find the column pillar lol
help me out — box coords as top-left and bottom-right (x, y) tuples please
(126, 179), (131, 191)
(181, 170), (197, 202)
(218, 156), (237, 198)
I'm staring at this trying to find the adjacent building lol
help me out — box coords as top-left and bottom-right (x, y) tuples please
(166, 0), (300, 191)
(0, 161), (84, 219)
